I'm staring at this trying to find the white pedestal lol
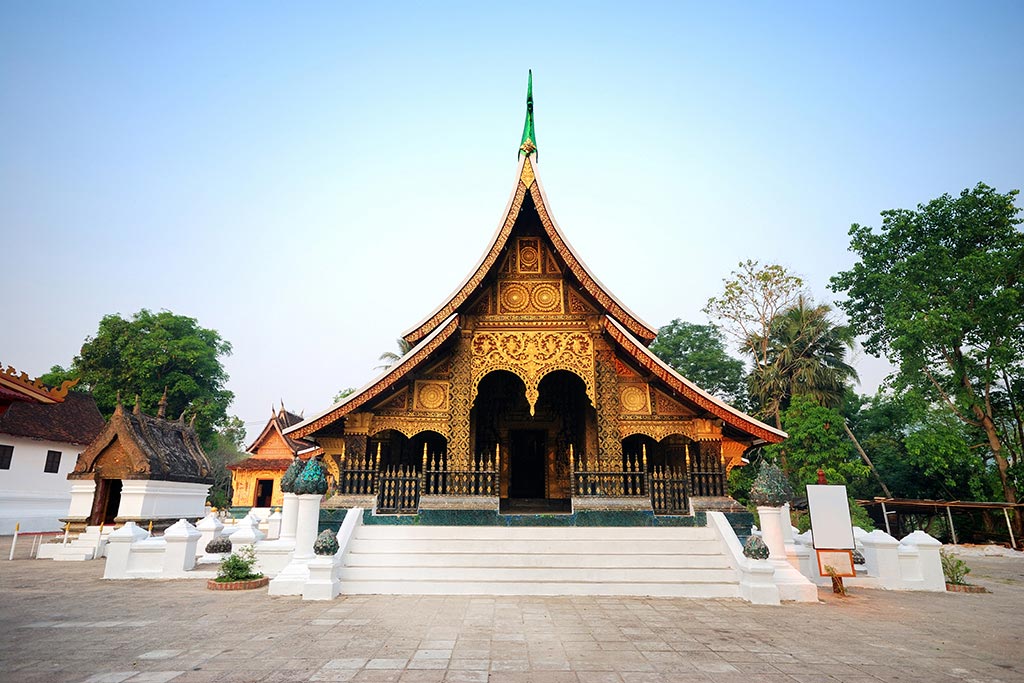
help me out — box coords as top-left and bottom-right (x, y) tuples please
(757, 506), (787, 560)
(103, 522), (150, 579)
(280, 493), (298, 541)
(303, 554), (341, 600)
(195, 512), (225, 554)
(268, 493), (321, 596)
(163, 518), (201, 575)
(266, 510), (282, 540)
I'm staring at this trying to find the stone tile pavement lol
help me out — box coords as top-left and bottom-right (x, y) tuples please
(0, 539), (1021, 683)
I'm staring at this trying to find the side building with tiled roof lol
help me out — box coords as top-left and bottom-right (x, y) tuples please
(227, 403), (316, 510)
(0, 364), (105, 533)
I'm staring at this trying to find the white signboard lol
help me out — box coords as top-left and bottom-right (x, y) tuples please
(806, 484), (856, 550)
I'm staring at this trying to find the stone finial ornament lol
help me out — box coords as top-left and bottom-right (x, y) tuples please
(743, 535), (770, 560)
(748, 462), (794, 507)
(280, 455), (304, 493)
(313, 529), (340, 556)
(294, 455), (328, 496)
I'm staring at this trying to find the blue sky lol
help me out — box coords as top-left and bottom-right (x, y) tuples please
(3, 2), (1022, 438)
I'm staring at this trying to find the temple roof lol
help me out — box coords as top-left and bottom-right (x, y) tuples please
(401, 154), (657, 346)
(0, 362), (79, 405)
(285, 314), (460, 439)
(603, 316), (786, 444)
(69, 400), (214, 484)
(244, 403), (311, 455)
(0, 392), (105, 446)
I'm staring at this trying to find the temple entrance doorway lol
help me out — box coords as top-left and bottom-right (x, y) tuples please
(90, 479), (122, 526)
(254, 479), (274, 507)
(509, 429), (546, 499)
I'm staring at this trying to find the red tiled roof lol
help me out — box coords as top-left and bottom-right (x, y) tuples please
(0, 392), (105, 446)
(227, 457), (294, 472)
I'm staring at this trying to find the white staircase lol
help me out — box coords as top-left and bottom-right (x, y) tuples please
(339, 524), (741, 597)
(37, 525), (114, 561)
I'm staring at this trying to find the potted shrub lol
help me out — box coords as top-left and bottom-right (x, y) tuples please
(207, 545), (268, 591)
(940, 548), (988, 593)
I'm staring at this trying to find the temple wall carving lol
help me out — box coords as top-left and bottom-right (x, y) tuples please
(447, 333), (474, 468)
(469, 330), (596, 415)
(594, 348), (622, 465)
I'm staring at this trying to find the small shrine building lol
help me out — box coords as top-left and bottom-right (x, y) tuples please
(285, 75), (785, 516)
(65, 394), (214, 531)
(227, 404), (316, 509)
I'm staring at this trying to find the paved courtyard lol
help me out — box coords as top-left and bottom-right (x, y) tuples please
(1, 540), (1022, 683)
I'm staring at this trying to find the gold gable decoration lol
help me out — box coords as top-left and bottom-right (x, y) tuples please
(469, 330), (596, 415)
(413, 380), (450, 412)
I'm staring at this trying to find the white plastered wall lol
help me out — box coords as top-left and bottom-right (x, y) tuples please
(0, 435), (83, 533)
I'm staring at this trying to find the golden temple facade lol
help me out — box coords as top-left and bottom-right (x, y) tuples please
(286, 85), (784, 515)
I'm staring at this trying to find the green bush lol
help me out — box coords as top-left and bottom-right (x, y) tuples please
(215, 545), (263, 583)
(940, 548), (971, 585)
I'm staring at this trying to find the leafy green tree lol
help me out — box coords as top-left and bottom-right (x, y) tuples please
(830, 183), (1024, 507)
(704, 260), (805, 371)
(749, 296), (858, 425)
(649, 320), (748, 409)
(765, 395), (869, 489)
(44, 309), (235, 449)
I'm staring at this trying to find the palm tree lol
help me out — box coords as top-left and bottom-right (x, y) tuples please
(749, 296), (859, 427)
(375, 338), (413, 370)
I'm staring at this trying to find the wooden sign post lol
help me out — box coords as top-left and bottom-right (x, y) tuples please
(807, 484), (857, 593)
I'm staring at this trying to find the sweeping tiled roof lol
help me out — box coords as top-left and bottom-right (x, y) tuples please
(0, 392), (105, 446)
(69, 401), (214, 484)
(227, 457), (294, 472)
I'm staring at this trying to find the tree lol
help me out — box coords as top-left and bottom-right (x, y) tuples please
(333, 387), (356, 403)
(704, 260), (805, 370)
(749, 296), (859, 424)
(376, 338), (413, 370)
(44, 309), (235, 449)
(765, 396), (869, 489)
(830, 183), (1024, 508)
(648, 320), (748, 409)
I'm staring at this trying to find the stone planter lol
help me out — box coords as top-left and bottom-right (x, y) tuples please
(945, 582), (989, 593)
(206, 576), (269, 591)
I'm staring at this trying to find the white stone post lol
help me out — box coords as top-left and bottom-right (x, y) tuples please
(268, 493), (322, 596)
(303, 553), (341, 601)
(266, 509), (282, 540)
(280, 492), (298, 542)
(756, 506), (787, 560)
(900, 530), (946, 591)
(861, 529), (902, 588)
(102, 522), (149, 579)
(293, 494), (321, 561)
(162, 519), (202, 575)
(231, 515), (266, 551)
(195, 512), (225, 552)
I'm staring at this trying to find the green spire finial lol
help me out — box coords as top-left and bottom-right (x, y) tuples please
(519, 70), (536, 159)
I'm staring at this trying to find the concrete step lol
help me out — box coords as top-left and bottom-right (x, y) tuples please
(347, 538), (723, 555)
(340, 579), (741, 598)
(355, 525), (715, 541)
(340, 565), (738, 583)
(344, 552), (731, 569)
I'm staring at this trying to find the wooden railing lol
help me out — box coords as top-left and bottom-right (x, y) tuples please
(423, 451), (499, 496)
(570, 450), (646, 497)
(376, 464), (420, 513)
(650, 465), (688, 514)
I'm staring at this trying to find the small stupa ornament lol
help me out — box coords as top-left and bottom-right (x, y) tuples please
(279, 455), (304, 494)
(294, 455), (329, 496)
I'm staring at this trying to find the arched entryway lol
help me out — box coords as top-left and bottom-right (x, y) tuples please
(473, 369), (593, 512)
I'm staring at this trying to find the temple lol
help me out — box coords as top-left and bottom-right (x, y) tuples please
(286, 73), (784, 517)
(228, 403), (315, 510)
